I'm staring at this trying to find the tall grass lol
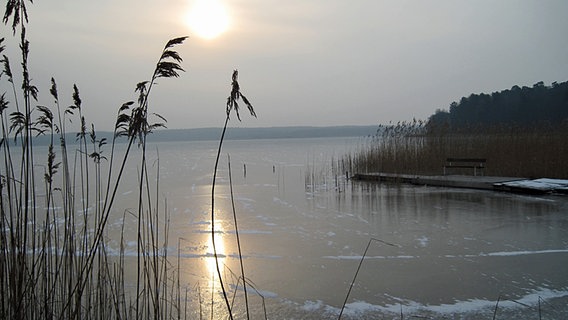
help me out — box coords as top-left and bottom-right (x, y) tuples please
(0, 1), (194, 318)
(339, 120), (568, 179)
(209, 70), (256, 319)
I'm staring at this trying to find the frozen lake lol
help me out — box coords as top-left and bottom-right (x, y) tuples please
(100, 137), (568, 319)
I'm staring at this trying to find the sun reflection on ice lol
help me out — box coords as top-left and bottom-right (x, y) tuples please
(205, 222), (227, 284)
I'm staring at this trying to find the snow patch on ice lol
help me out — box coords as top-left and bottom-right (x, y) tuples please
(325, 248), (568, 260)
(300, 300), (325, 312)
(302, 288), (568, 318)
(416, 236), (429, 247)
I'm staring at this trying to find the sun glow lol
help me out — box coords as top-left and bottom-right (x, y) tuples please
(186, 0), (230, 40)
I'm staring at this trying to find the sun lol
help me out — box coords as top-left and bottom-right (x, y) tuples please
(186, 0), (230, 40)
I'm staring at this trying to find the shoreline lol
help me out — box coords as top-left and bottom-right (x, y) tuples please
(352, 173), (568, 195)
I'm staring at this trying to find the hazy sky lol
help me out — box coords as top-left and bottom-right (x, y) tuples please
(3, 0), (568, 131)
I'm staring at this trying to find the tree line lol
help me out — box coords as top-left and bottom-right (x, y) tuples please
(426, 80), (568, 131)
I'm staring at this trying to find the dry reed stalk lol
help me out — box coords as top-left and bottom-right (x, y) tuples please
(338, 238), (397, 319)
(210, 70), (256, 319)
(228, 154), (250, 319)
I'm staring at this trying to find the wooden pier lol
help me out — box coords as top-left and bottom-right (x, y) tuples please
(352, 173), (568, 195)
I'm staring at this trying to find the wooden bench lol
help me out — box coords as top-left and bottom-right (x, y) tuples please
(443, 158), (486, 176)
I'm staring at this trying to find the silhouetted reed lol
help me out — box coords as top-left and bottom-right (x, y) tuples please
(2, 1), (266, 318)
(210, 70), (256, 319)
(0, 1), (192, 318)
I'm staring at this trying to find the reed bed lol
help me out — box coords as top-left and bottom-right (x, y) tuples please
(0, 3), (261, 318)
(339, 120), (568, 179)
(0, 28), (189, 319)
(0, 3), (210, 318)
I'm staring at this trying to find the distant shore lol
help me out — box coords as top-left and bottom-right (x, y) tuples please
(153, 125), (378, 141)
(29, 125), (378, 146)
